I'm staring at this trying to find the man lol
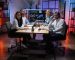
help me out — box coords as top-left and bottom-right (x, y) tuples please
(44, 12), (66, 53)
(48, 12), (66, 40)
(45, 9), (53, 24)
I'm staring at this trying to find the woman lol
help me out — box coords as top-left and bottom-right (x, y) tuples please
(13, 11), (25, 29)
(45, 9), (53, 24)
(20, 9), (30, 25)
(13, 11), (31, 45)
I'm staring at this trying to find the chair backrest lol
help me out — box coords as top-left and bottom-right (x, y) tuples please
(63, 24), (68, 40)
(5, 21), (12, 32)
(5, 21), (16, 37)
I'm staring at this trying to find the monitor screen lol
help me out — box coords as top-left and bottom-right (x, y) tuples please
(28, 10), (45, 22)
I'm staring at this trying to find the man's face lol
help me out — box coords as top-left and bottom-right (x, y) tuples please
(21, 11), (25, 16)
(54, 13), (59, 19)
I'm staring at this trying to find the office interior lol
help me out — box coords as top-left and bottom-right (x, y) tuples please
(0, 0), (75, 60)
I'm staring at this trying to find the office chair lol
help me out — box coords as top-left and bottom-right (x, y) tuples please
(6, 21), (28, 53)
(45, 24), (68, 60)
(5, 21), (18, 52)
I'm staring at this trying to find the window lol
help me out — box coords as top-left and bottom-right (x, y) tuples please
(43, 2), (48, 8)
(49, 1), (55, 8)
(39, 0), (59, 11)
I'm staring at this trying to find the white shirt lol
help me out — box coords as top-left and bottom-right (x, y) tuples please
(13, 19), (25, 29)
(22, 17), (29, 25)
(13, 17), (30, 29)
(49, 18), (65, 35)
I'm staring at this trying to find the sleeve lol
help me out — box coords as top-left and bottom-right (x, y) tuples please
(25, 18), (30, 25)
(53, 19), (64, 32)
(22, 17), (30, 27)
(45, 17), (50, 24)
(48, 20), (53, 27)
(13, 19), (20, 29)
(48, 19), (55, 28)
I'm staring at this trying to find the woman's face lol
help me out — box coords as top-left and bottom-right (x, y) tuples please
(46, 10), (50, 17)
(16, 13), (22, 20)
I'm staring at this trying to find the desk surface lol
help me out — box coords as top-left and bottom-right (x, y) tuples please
(16, 25), (49, 34)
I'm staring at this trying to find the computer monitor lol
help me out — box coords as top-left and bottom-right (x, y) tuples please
(28, 9), (45, 22)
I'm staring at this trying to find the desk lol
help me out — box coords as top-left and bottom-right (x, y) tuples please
(16, 25), (49, 34)
(12, 25), (56, 60)
(15, 25), (49, 51)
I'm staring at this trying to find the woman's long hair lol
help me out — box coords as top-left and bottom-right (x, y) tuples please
(14, 11), (23, 27)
